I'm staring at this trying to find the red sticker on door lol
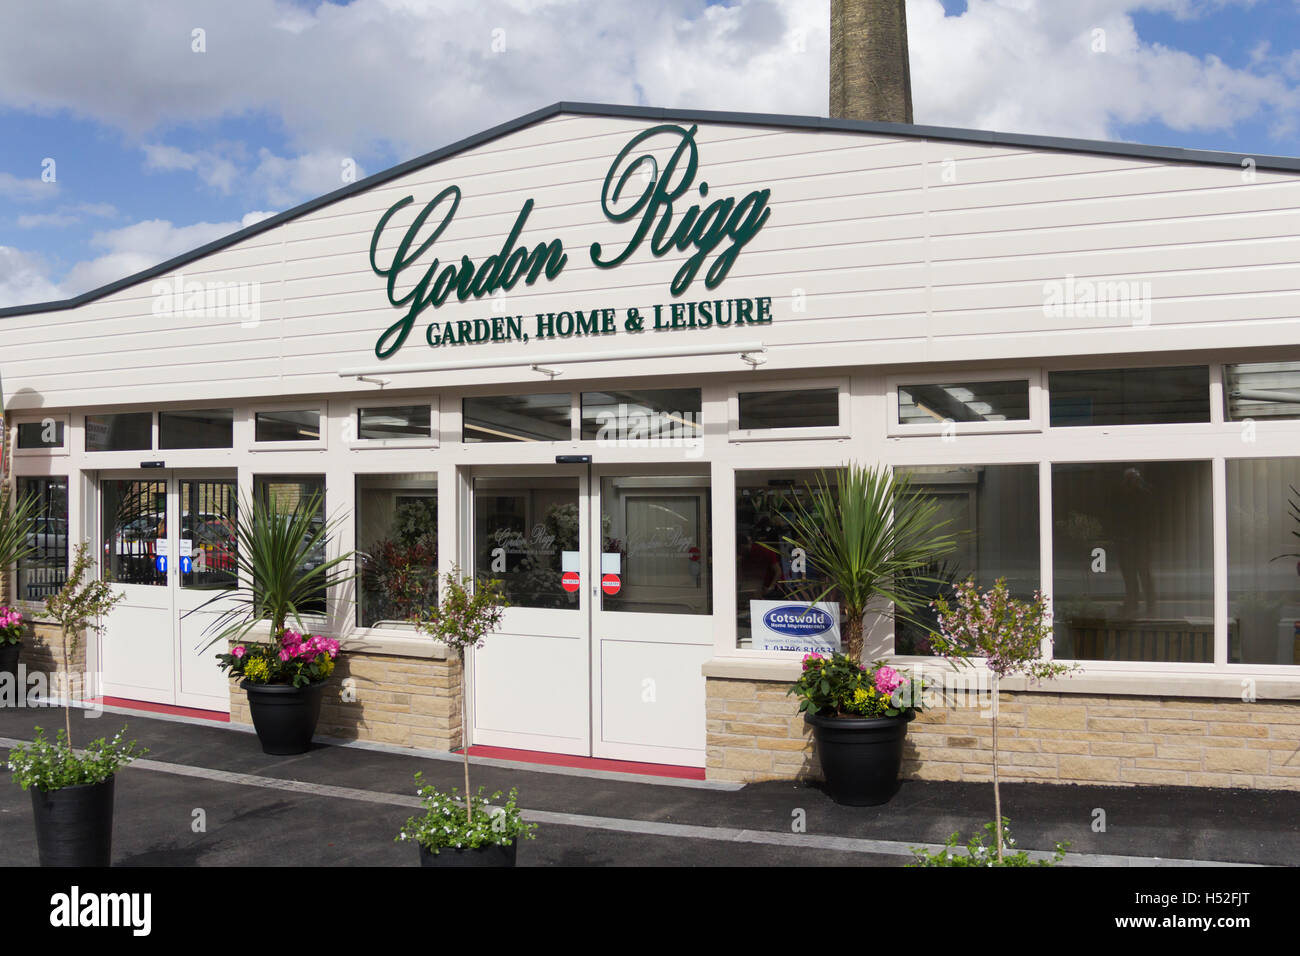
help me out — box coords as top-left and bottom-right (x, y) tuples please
(601, 573), (621, 596)
(561, 571), (581, 593)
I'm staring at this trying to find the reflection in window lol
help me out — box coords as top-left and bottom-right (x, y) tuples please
(893, 465), (1040, 654)
(358, 406), (432, 441)
(180, 479), (237, 591)
(357, 474), (438, 628)
(1227, 459), (1300, 665)
(17, 421), (64, 449)
(1052, 460), (1213, 662)
(255, 475), (327, 614)
(86, 413), (152, 452)
(160, 409), (234, 449)
(602, 476), (711, 616)
(474, 477), (578, 609)
(738, 388), (839, 431)
(17, 477), (68, 601)
(101, 479), (167, 586)
(1224, 362), (1300, 422)
(898, 381), (1029, 425)
(1049, 367), (1209, 426)
(463, 394), (571, 443)
(735, 471), (836, 647)
(255, 410), (321, 442)
(581, 389), (702, 442)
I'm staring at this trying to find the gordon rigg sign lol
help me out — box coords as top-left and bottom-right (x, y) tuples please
(369, 123), (773, 360)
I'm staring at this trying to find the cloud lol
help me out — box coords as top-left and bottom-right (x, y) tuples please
(0, 171), (58, 202)
(142, 142), (244, 193)
(0, 246), (65, 306)
(15, 202), (118, 229)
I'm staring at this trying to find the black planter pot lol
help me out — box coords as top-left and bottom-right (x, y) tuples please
(806, 710), (915, 806)
(0, 643), (19, 699)
(242, 680), (325, 755)
(30, 777), (115, 867)
(418, 841), (518, 867)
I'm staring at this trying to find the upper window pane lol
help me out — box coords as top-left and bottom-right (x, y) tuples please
(356, 473), (438, 628)
(1049, 367), (1209, 427)
(86, 413), (152, 452)
(1227, 458), (1300, 665)
(17, 420), (64, 449)
(738, 388), (838, 431)
(580, 389), (702, 441)
(17, 477), (68, 601)
(255, 410), (321, 443)
(898, 380), (1029, 425)
(159, 409), (234, 449)
(463, 394), (570, 443)
(1224, 361), (1300, 422)
(358, 405), (432, 441)
(1052, 460), (1213, 662)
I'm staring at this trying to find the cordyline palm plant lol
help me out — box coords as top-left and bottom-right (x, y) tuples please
(779, 463), (958, 661)
(195, 490), (355, 654)
(0, 486), (39, 585)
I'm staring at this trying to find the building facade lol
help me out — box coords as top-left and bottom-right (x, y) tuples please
(4, 103), (1300, 786)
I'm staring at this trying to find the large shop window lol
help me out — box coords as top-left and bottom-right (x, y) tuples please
(160, 409), (234, 449)
(1227, 458), (1300, 666)
(356, 474), (437, 628)
(581, 389), (703, 442)
(735, 470), (838, 649)
(473, 477), (578, 608)
(1052, 460), (1214, 662)
(1224, 361), (1300, 422)
(86, 412), (152, 452)
(255, 475), (327, 614)
(463, 394), (571, 443)
(893, 464), (1041, 655)
(1049, 366), (1210, 426)
(16, 477), (68, 601)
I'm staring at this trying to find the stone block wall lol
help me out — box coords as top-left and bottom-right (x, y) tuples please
(229, 651), (464, 752)
(706, 678), (1300, 791)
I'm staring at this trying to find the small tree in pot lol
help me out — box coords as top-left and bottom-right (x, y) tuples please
(197, 491), (355, 755)
(6, 542), (145, 866)
(780, 463), (957, 805)
(399, 569), (536, 866)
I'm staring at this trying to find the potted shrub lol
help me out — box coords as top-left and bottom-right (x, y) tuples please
(790, 653), (925, 805)
(0, 486), (38, 685)
(5, 542), (144, 866)
(400, 569), (537, 866)
(196, 491), (354, 755)
(779, 463), (956, 805)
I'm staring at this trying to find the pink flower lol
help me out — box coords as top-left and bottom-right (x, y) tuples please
(874, 666), (904, 696)
(232, 646), (246, 658)
(279, 648), (292, 661)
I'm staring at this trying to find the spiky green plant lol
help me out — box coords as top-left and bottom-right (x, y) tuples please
(194, 490), (355, 650)
(778, 463), (958, 661)
(0, 486), (39, 582)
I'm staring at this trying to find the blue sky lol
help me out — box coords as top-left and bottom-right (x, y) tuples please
(1, 0), (1297, 307)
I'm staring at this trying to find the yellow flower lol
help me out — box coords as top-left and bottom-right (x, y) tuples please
(244, 657), (269, 683)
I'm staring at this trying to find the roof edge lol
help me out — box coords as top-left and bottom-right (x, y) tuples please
(4, 100), (1297, 319)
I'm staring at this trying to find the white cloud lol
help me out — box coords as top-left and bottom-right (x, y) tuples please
(0, 246), (64, 307)
(0, 171), (58, 202)
(15, 202), (118, 229)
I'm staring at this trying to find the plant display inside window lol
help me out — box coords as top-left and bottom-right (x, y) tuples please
(358, 496), (438, 627)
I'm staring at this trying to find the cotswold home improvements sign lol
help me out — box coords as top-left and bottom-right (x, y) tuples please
(369, 124), (773, 360)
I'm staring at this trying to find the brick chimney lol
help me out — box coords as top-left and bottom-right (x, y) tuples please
(829, 0), (914, 124)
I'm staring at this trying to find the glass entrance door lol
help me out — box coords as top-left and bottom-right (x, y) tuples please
(99, 471), (235, 712)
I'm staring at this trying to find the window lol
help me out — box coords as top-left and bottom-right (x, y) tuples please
(898, 380), (1030, 426)
(1052, 460), (1213, 662)
(255, 410), (321, 443)
(462, 394), (571, 443)
(473, 476), (578, 608)
(893, 464), (1041, 655)
(1224, 362), (1300, 422)
(581, 389), (702, 442)
(356, 474), (437, 628)
(1049, 366), (1209, 426)
(17, 420), (65, 450)
(85, 412), (152, 451)
(1227, 458), (1300, 665)
(16, 477), (68, 601)
(255, 476), (327, 614)
(159, 409), (234, 449)
(738, 388), (839, 431)
(101, 479), (167, 586)
(735, 470), (838, 649)
(357, 405), (432, 441)
(601, 475), (711, 616)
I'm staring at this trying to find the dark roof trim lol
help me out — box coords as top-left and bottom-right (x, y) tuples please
(5, 101), (1297, 319)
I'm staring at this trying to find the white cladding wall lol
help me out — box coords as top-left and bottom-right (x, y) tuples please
(4, 112), (1300, 412)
